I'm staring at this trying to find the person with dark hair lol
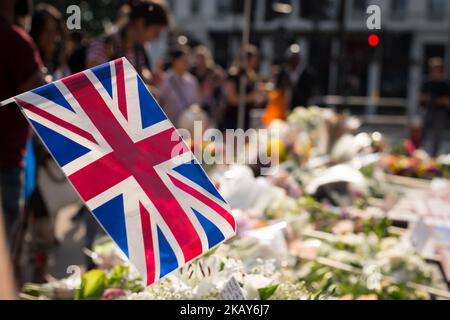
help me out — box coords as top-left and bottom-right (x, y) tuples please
(76, 1), (170, 263)
(220, 44), (266, 131)
(86, 0), (169, 82)
(0, 0), (44, 246)
(67, 31), (87, 74)
(157, 46), (201, 125)
(276, 44), (319, 110)
(419, 57), (450, 157)
(30, 3), (66, 78)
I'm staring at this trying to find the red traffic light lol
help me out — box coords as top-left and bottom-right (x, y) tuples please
(368, 34), (379, 47)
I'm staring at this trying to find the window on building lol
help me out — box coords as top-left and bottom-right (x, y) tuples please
(211, 33), (230, 68)
(217, 0), (243, 15)
(380, 34), (411, 98)
(217, 0), (232, 15)
(232, 0), (245, 14)
(427, 0), (447, 20)
(326, 0), (341, 21)
(338, 35), (369, 97)
(191, 0), (201, 15)
(351, 0), (367, 19)
(390, 0), (408, 20)
(300, 0), (335, 20)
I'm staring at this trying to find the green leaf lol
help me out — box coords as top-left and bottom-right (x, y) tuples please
(258, 284), (279, 300)
(310, 290), (323, 300)
(75, 269), (107, 300)
(107, 265), (129, 288)
(202, 246), (220, 258)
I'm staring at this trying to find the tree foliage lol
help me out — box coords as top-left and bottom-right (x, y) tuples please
(35, 0), (126, 37)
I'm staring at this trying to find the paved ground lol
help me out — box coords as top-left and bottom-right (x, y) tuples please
(47, 204), (87, 279)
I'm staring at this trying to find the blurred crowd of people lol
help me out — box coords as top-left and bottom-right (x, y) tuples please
(0, 0), (448, 287)
(0, 0), (319, 285)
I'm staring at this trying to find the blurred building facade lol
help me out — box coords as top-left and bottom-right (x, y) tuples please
(165, 0), (450, 117)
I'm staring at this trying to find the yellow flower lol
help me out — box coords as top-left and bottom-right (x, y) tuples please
(267, 139), (288, 163)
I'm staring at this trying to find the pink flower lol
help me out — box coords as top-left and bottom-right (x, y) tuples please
(403, 140), (416, 156)
(100, 288), (127, 300)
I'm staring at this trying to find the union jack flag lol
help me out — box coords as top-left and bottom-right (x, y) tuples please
(10, 58), (236, 286)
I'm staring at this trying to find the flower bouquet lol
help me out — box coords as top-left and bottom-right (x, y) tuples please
(294, 233), (436, 300)
(381, 141), (441, 179)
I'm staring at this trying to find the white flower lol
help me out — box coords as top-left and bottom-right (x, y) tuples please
(242, 274), (275, 300)
(193, 282), (217, 299)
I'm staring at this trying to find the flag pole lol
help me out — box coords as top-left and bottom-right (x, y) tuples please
(0, 98), (15, 107)
(237, 0), (252, 130)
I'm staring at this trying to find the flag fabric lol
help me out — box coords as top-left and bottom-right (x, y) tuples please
(9, 57), (236, 286)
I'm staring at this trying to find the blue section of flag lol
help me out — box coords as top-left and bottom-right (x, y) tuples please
(137, 76), (167, 128)
(192, 208), (225, 248)
(157, 227), (178, 278)
(92, 62), (113, 98)
(30, 120), (90, 167)
(24, 138), (36, 200)
(92, 194), (129, 257)
(32, 82), (75, 112)
(173, 159), (226, 203)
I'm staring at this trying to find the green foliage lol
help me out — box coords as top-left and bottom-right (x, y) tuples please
(21, 283), (54, 299)
(300, 262), (429, 300)
(75, 265), (144, 300)
(107, 265), (145, 293)
(297, 196), (339, 232)
(359, 164), (375, 178)
(390, 144), (409, 157)
(35, 0), (125, 37)
(107, 265), (130, 288)
(258, 284), (279, 300)
(362, 217), (392, 239)
(75, 269), (107, 300)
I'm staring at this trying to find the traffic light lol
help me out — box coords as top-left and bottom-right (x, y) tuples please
(368, 34), (379, 47)
(367, 33), (382, 61)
